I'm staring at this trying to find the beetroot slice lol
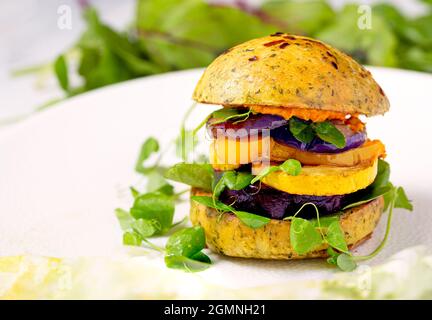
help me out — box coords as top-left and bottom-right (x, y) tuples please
(219, 184), (348, 219)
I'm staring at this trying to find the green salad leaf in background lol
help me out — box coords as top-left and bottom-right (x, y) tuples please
(14, 0), (432, 108)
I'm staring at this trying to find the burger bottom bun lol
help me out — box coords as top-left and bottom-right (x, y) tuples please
(190, 188), (384, 260)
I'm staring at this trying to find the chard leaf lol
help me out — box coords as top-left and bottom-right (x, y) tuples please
(261, 0), (335, 35)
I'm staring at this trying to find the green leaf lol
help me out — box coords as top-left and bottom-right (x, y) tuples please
(250, 166), (279, 184)
(96, 23), (162, 75)
(289, 118), (346, 149)
(290, 217), (323, 255)
(279, 159), (302, 176)
(135, 137), (159, 174)
(220, 171), (253, 191)
(316, 4), (398, 67)
(232, 172), (254, 190)
(210, 108), (252, 125)
(343, 185), (392, 210)
(211, 179), (226, 209)
(190, 251), (211, 264)
(374, 159), (391, 188)
(336, 253), (357, 272)
(191, 196), (270, 229)
(326, 221), (348, 253)
(402, 14), (432, 48)
(235, 211), (270, 229)
(313, 121), (346, 148)
(314, 215), (339, 228)
(130, 187), (140, 199)
(164, 163), (214, 192)
(130, 193), (174, 233)
(77, 8), (135, 89)
(165, 226), (206, 257)
(342, 159), (394, 210)
(289, 117), (315, 144)
(165, 226), (211, 272)
(154, 184), (175, 196)
(373, 3), (407, 37)
(326, 247), (338, 265)
(251, 159), (301, 184)
(123, 231), (142, 246)
(399, 47), (432, 73)
(76, 7), (162, 92)
(146, 170), (174, 195)
(164, 255), (211, 272)
(115, 208), (134, 231)
(211, 108), (243, 121)
(131, 219), (159, 238)
(54, 55), (69, 92)
(136, 0), (276, 69)
(394, 187), (413, 211)
(175, 129), (198, 161)
(261, 0), (335, 34)
(191, 196), (232, 212)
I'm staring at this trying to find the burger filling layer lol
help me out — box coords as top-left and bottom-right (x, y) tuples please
(206, 107), (386, 220)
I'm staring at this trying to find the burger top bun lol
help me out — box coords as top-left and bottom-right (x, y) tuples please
(193, 34), (390, 117)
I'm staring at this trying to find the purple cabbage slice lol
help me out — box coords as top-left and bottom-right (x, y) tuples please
(207, 113), (366, 154)
(271, 120), (366, 153)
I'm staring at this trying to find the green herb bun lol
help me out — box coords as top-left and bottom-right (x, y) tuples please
(190, 188), (384, 260)
(193, 34), (389, 117)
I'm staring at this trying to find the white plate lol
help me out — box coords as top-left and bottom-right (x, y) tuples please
(0, 68), (431, 289)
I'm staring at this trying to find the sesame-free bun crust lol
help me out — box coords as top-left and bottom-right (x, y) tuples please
(190, 188), (384, 260)
(193, 34), (389, 116)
